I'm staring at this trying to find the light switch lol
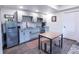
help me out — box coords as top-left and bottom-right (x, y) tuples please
(64, 26), (66, 28)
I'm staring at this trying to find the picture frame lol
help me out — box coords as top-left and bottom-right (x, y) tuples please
(51, 16), (56, 22)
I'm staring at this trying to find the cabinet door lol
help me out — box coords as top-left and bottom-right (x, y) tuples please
(6, 28), (18, 48)
(25, 30), (30, 41)
(45, 27), (49, 32)
(20, 31), (25, 43)
(20, 30), (30, 44)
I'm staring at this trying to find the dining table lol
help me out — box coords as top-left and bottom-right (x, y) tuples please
(38, 32), (63, 54)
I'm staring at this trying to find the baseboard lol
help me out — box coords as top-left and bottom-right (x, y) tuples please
(63, 37), (77, 42)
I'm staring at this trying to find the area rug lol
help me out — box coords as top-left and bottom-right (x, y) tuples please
(68, 44), (79, 54)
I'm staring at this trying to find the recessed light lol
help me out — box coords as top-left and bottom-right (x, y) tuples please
(36, 10), (39, 12)
(19, 6), (23, 9)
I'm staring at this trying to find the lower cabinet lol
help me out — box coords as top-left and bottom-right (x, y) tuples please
(19, 29), (30, 44)
(30, 28), (40, 39)
(19, 27), (49, 44)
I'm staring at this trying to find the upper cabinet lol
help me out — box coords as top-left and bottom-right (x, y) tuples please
(22, 16), (33, 22)
(37, 17), (43, 23)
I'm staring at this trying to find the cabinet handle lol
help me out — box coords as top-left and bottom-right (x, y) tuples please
(30, 32), (31, 34)
(24, 33), (25, 35)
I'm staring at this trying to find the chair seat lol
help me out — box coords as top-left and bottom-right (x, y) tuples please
(54, 37), (61, 46)
(40, 38), (49, 43)
(40, 38), (53, 53)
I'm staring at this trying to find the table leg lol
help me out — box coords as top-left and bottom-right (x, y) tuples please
(44, 43), (47, 52)
(60, 34), (63, 48)
(38, 35), (41, 49)
(50, 39), (52, 54)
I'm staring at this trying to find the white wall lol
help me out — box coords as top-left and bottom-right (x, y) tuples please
(73, 12), (79, 42)
(62, 13), (76, 40)
(45, 13), (63, 33)
(1, 9), (16, 23)
(57, 8), (79, 42)
(55, 13), (63, 33)
(45, 7), (79, 42)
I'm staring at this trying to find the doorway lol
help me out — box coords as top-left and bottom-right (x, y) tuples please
(63, 13), (76, 40)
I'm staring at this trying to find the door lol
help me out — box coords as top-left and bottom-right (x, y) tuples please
(63, 13), (76, 40)
(0, 22), (3, 53)
(73, 12), (79, 42)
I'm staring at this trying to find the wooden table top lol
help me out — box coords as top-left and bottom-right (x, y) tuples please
(40, 32), (62, 40)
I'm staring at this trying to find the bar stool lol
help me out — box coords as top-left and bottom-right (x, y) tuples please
(54, 37), (61, 48)
(40, 38), (51, 53)
(41, 40), (48, 52)
(40, 38), (60, 54)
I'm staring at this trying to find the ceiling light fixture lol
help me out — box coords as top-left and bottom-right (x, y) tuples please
(19, 6), (23, 9)
(36, 10), (39, 12)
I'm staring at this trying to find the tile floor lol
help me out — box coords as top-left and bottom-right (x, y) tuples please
(3, 38), (76, 54)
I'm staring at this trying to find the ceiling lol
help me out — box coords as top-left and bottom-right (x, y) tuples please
(0, 5), (56, 14)
(0, 5), (79, 14)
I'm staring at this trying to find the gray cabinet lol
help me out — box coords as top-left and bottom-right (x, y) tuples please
(19, 26), (49, 44)
(30, 27), (40, 39)
(45, 26), (49, 32)
(20, 29), (30, 44)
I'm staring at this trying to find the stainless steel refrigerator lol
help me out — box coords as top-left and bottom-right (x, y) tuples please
(5, 20), (18, 48)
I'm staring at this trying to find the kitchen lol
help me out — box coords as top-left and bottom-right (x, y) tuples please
(1, 5), (79, 54)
